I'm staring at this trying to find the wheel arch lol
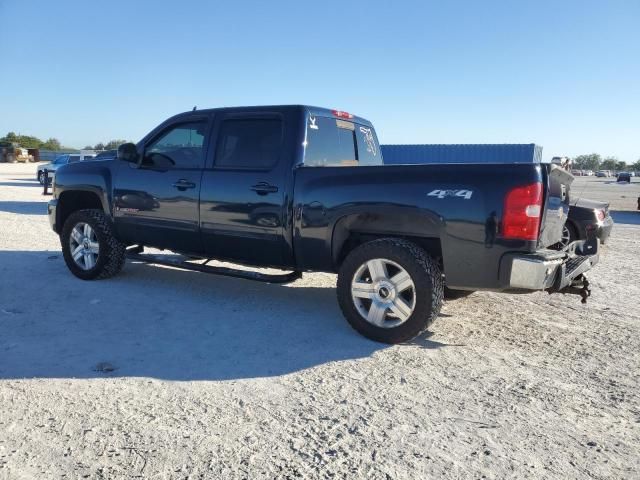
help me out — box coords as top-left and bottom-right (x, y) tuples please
(331, 212), (443, 269)
(56, 189), (109, 233)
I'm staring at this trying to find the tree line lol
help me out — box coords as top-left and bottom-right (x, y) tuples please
(572, 153), (640, 172)
(0, 132), (129, 152)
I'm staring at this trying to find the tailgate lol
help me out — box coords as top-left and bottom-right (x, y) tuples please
(538, 164), (573, 248)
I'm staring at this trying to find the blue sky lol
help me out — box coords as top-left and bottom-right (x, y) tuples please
(0, 0), (638, 162)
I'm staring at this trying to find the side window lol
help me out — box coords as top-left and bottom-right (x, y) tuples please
(143, 121), (207, 169)
(68, 155), (80, 163)
(215, 118), (283, 169)
(304, 117), (357, 166)
(54, 156), (67, 164)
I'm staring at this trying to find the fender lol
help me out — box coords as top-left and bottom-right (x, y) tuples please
(53, 162), (115, 229)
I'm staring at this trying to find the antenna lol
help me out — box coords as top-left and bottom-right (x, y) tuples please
(192, 105), (197, 111)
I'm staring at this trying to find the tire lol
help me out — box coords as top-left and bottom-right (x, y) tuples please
(37, 171), (44, 185)
(61, 209), (126, 280)
(337, 238), (444, 344)
(444, 287), (475, 300)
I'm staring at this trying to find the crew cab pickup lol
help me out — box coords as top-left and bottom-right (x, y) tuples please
(47, 105), (599, 343)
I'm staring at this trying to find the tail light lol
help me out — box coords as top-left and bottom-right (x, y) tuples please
(332, 110), (354, 119)
(502, 182), (543, 240)
(596, 209), (605, 221)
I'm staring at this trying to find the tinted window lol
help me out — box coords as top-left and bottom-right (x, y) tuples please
(304, 116), (381, 167)
(144, 121), (207, 168)
(68, 155), (80, 163)
(215, 118), (283, 169)
(355, 125), (382, 166)
(54, 156), (68, 164)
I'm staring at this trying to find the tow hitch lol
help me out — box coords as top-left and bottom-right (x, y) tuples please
(552, 274), (591, 304)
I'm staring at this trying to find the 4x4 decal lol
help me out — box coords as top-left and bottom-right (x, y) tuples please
(427, 189), (473, 200)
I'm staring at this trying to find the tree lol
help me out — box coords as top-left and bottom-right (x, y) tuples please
(600, 157), (618, 171)
(572, 153), (601, 171)
(94, 142), (105, 151)
(614, 160), (627, 171)
(41, 138), (61, 151)
(104, 139), (129, 150)
(631, 159), (640, 171)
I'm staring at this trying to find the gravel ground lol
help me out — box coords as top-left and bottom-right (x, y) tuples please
(0, 163), (639, 479)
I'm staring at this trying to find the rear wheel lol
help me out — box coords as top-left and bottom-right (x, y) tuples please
(61, 209), (126, 280)
(37, 171), (44, 185)
(337, 238), (443, 344)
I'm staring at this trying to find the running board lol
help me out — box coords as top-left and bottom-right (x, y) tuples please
(126, 247), (302, 284)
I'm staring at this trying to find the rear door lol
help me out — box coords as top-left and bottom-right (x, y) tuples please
(199, 112), (290, 267)
(113, 116), (210, 253)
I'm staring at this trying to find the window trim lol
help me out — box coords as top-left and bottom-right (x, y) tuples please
(210, 113), (284, 172)
(140, 116), (211, 170)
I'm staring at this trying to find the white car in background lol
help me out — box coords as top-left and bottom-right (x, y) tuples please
(37, 151), (96, 184)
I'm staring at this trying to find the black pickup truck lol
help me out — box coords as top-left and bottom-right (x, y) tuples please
(47, 105), (599, 343)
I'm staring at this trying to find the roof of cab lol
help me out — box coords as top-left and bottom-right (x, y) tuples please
(169, 105), (374, 127)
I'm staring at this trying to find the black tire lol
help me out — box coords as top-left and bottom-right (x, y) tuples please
(61, 209), (126, 280)
(444, 287), (475, 300)
(37, 171), (44, 185)
(337, 238), (444, 344)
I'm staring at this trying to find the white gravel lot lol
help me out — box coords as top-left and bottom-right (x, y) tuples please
(0, 163), (639, 479)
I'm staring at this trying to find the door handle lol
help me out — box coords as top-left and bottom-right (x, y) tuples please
(250, 182), (279, 195)
(172, 179), (196, 191)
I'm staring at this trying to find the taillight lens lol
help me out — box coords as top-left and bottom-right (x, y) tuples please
(596, 209), (605, 221)
(502, 182), (543, 240)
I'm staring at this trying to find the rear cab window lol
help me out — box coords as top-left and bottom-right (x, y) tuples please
(303, 114), (382, 167)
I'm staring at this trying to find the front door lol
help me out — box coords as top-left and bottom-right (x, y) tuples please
(113, 117), (210, 253)
(199, 113), (289, 267)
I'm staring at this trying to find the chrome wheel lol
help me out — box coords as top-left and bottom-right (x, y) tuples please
(559, 225), (571, 247)
(351, 258), (416, 328)
(69, 222), (100, 270)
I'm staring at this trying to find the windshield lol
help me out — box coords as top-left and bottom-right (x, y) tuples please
(54, 155), (67, 164)
(303, 115), (382, 167)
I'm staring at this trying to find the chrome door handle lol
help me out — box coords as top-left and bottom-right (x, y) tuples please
(172, 179), (196, 190)
(250, 182), (279, 195)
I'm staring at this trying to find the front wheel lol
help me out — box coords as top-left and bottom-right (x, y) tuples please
(37, 171), (44, 185)
(337, 238), (444, 344)
(61, 209), (126, 280)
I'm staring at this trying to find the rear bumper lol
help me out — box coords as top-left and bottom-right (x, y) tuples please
(499, 238), (599, 291)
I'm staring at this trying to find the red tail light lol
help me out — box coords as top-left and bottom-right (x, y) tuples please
(332, 109), (353, 119)
(502, 182), (543, 240)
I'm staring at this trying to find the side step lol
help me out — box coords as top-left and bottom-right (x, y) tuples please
(126, 246), (302, 284)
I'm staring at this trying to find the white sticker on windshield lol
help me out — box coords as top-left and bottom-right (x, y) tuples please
(359, 127), (377, 156)
(309, 116), (318, 130)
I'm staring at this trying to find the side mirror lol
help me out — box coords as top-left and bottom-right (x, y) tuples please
(117, 143), (139, 163)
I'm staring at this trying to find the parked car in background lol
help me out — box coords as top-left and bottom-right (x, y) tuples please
(37, 151), (96, 184)
(571, 169), (583, 176)
(585, 170), (594, 176)
(616, 172), (631, 183)
(595, 170), (610, 177)
(555, 198), (614, 249)
(92, 150), (117, 161)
